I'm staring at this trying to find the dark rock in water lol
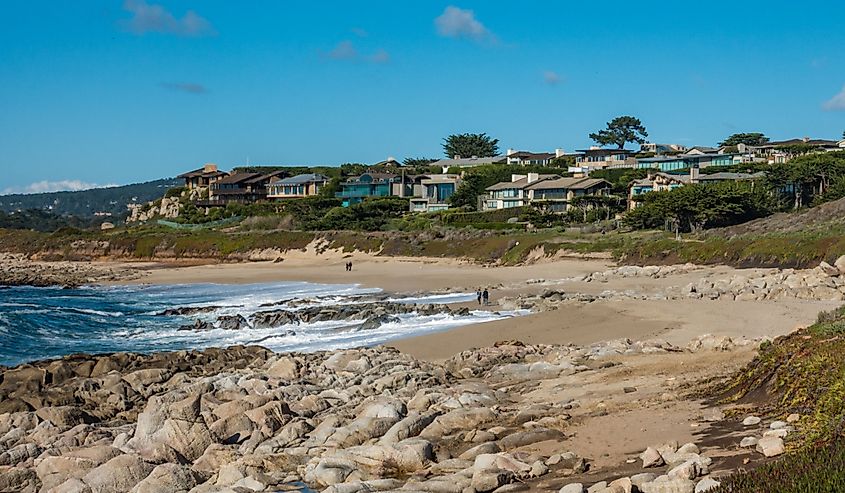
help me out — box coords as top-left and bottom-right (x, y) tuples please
(251, 301), (460, 329)
(217, 314), (250, 330)
(251, 310), (300, 329)
(178, 319), (215, 331)
(358, 314), (401, 331)
(158, 306), (220, 316)
(452, 307), (471, 316)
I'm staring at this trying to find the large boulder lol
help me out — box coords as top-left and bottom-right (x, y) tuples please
(756, 437), (785, 457)
(639, 478), (695, 493)
(129, 463), (200, 493)
(835, 255), (845, 275)
(471, 468), (513, 493)
(420, 407), (496, 438)
(81, 454), (155, 493)
(379, 411), (440, 445)
(128, 392), (213, 462)
(35, 406), (96, 429)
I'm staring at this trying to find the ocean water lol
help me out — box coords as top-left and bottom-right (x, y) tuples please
(0, 282), (522, 367)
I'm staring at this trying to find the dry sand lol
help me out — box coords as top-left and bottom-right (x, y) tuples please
(116, 254), (838, 361)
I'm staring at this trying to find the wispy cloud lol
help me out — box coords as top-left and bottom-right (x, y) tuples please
(810, 57), (828, 69)
(435, 6), (493, 42)
(368, 49), (390, 64)
(823, 85), (845, 111)
(160, 82), (207, 94)
(121, 0), (215, 37)
(351, 27), (368, 38)
(543, 71), (562, 85)
(324, 41), (390, 64)
(327, 40), (359, 60)
(2, 180), (117, 196)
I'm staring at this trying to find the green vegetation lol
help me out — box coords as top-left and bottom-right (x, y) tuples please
(707, 306), (845, 492)
(442, 132), (499, 158)
(0, 209), (109, 232)
(624, 181), (778, 233)
(448, 164), (571, 210)
(589, 168), (649, 195)
(712, 443), (845, 492)
(718, 132), (769, 147)
(0, 178), (179, 217)
(588, 115), (648, 149)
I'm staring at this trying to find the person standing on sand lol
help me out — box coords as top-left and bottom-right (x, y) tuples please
(482, 288), (489, 306)
(476, 289), (482, 305)
(349, 261), (353, 271)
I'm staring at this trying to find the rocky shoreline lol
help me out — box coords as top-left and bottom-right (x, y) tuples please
(0, 254), (143, 288)
(0, 334), (777, 493)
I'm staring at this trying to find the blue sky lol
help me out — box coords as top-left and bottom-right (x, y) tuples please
(1, 1), (844, 193)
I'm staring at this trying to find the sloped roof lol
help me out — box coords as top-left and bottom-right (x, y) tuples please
(431, 156), (506, 167)
(178, 168), (228, 179)
(274, 173), (329, 185)
(217, 173), (264, 185)
(508, 151), (557, 160)
(525, 177), (610, 190)
(486, 175), (560, 191)
(698, 172), (766, 181)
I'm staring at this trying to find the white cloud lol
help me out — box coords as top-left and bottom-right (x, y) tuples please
(543, 71), (562, 85)
(823, 85), (845, 111)
(121, 0), (215, 37)
(160, 82), (207, 94)
(1, 180), (117, 196)
(325, 41), (390, 64)
(434, 6), (491, 41)
(327, 40), (359, 60)
(369, 49), (391, 64)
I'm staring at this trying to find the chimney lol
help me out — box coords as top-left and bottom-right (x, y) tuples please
(203, 163), (218, 173)
(737, 143), (747, 153)
(555, 148), (565, 158)
(453, 154), (461, 160)
(511, 174), (526, 183)
(507, 148), (516, 156)
(690, 164), (700, 183)
(527, 172), (540, 183)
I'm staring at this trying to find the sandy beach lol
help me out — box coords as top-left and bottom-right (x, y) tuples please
(114, 254), (838, 361)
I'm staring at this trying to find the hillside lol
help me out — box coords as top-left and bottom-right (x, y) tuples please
(0, 178), (179, 218)
(710, 197), (845, 237)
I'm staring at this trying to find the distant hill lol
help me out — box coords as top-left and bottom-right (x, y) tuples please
(0, 178), (180, 218)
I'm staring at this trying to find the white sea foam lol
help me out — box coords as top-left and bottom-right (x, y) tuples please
(0, 281), (529, 366)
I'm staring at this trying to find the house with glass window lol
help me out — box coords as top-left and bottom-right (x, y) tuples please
(627, 172), (690, 209)
(481, 173), (560, 211)
(525, 177), (612, 212)
(636, 153), (737, 172)
(267, 173), (329, 200)
(177, 163), (229, 190)
(206, 172), (272, 205)
(574, 148), (637, 170)
(336, 172), (399, 206)
(409, 174), (461, 213)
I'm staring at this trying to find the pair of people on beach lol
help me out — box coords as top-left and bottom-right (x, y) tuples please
(476, 288), (489, 306)
(344, 261), (353, 272)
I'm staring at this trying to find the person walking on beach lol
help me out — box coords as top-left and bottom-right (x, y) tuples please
(476, 289), (482, 305)
(348, 261), (353, 271)
(482, 288), (489, 306)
